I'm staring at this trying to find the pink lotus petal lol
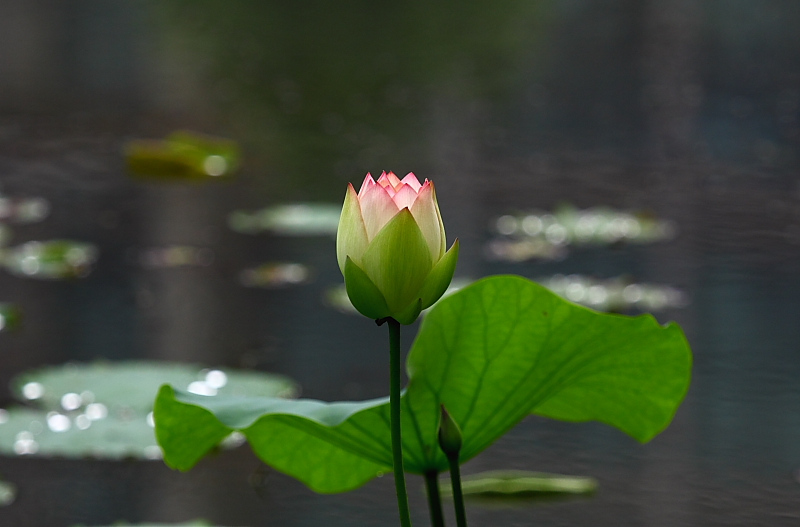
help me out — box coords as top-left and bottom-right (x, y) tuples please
(400, 173), (422, 192)
(359, 182), (400, 239)
(409, 181), (444, 260)
(377, 172), (403, 193)
(375, 173), (394, 196)
(357, 173), (376, 197)
(392, 183), (419, 210)
(386, 172), (402, 190)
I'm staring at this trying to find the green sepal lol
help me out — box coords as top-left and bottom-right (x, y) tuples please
(336, 184), (369, 273)
(419, 239), (459, 309)
(344, 257), (391, 320)
(394, 298), (423, 325)
(361, 209), (433, 314)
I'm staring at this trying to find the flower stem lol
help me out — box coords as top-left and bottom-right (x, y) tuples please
(387, 317), (412, 527)
(447, 455), (467, 527)
(424, 470), (446, 527)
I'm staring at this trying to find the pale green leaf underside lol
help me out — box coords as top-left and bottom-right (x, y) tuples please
(155, 275), (691, 494)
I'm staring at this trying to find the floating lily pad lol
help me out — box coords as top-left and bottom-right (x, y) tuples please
(0, 407), (167, 460)
(125, 131), (240, 181)
(0, 194), (49, 224)
(0, 479), (16, 506)
(440, 470), (597, 498)
(228, 203), (341, 236)
(73, 522), (219, 527)
(488, 204), (676, 262)
(238, 262), (311, 288)
(12, 361), (298, 413)
(2, 240), (98, 279)
(0, 303), (21, 331)
(1, 362), (296, 460)
(539, 274), (687, 312)
(137, 246), (215, 269)
(0, 224), (11, 247)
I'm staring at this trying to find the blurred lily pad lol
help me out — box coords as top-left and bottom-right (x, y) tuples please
(0, 407), (166, 460)
(12, 361), (298, 413)
(228, 203), (341, 236)
(73, 522), (222, 527)
(1, 362), (296, 460)
(238, 262), (311, 288)
(2, 240), (98, 279)
(488, 204), (676, 262)
(0, 194), (49, 224)
(137, 246), (215, 269)
(539, 274), (687, 312)
(0, 224), (11, 247)
(441, 470), (597, 498)
(0, 303), (21, 331)
(0, 479), (16, 506)
(125, 131), (240, 181)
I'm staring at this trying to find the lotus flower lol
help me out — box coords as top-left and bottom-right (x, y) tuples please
(337, 172), (459, 324)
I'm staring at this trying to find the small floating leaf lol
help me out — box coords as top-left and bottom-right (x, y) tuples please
(2, 240), (98, 279)
(137, 246), (215, 268)
(487, 205), (677, 261)
(73, 522), (219, 527)
(238, 262), (311, 288)
(0, 194), (49, 224)
(440, 470), (597, 497)
(0, 479), (16, 506)
(228, 203), (341, 236)
(125, 131), (240, 181)
(540, 274), (687, 312)
(0, 224), (11, 247)
(0, 303), (21, 331)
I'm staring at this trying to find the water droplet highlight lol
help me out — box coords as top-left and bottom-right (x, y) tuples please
(85, 403), (108, 421)
(187, 381), (217, 396)
(61, 392), (82, 411)
(22, 382), (44, 400)
(205, 370), (228, 389)
(47, 413), (71, 432)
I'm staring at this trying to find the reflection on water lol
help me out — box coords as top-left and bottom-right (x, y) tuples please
(0, 0), (799, 526)
(2, 240), (98, 279)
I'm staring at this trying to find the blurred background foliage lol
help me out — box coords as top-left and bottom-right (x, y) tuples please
(146, 0), (548, 198)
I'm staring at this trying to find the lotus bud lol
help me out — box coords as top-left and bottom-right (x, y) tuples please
(437, 404), (463, 459)
(336, 172), (459, 324)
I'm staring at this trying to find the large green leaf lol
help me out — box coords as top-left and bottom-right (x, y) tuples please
(403, 275), (691, 471)
(155, 275), (691, 493)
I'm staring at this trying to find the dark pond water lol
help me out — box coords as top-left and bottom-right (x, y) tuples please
(1, 1), (800, 526)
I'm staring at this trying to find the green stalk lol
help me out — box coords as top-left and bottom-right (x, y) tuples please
(387, 317), (412, 527)
(424, 470), (446, 527)
(447, 456), (467, 527)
